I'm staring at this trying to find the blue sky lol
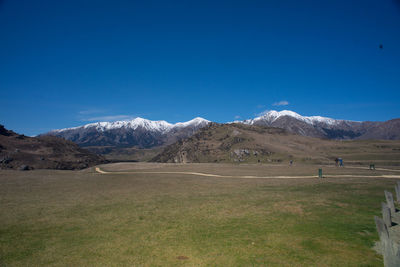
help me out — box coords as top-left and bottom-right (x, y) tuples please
(1, 0), (400, 136)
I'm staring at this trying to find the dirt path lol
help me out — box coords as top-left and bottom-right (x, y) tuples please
(94, 167), (400, 179)
(343, 166), (400, 173)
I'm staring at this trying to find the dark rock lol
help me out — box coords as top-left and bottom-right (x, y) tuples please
(0, 125), (15, 136)
(0, 156), (13, 164)
(19, 165), (31, 171)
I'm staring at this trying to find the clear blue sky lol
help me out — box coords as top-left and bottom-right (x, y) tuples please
(1, 0), (399, 136)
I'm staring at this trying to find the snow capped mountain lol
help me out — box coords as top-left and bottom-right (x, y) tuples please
(45, 117), (211, 149)
(43, 111), (400, 152)
(51, 117), (210, 134)
(243, 110), (341, 126)
(239, 110), (370, 139)
(173, 117), (211, 128)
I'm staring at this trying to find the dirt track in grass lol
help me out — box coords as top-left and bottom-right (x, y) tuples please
(95, 162), (400, 179)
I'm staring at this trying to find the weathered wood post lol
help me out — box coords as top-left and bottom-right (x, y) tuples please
(395, 182), (400, 203)
(375, 216), (389, 244)
(381, 202), (392, 228)
(385, 191), (396, 214)
(374, 216), (400, 267)
(375, 186), (400, 267)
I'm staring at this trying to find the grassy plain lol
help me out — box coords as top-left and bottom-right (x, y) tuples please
(1, 163), (400, 266)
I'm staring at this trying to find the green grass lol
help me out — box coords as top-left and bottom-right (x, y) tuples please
(0, 165), (394, 266)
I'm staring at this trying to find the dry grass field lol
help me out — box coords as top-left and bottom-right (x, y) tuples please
(1, 162), (400, 266)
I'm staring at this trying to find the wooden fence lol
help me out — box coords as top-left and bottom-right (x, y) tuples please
(375, 182), (400, 267)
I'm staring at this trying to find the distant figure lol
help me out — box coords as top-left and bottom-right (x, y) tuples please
(335, 158), (339, 167)
(338, 158), (343, 167)
(289, 160), (293, 166)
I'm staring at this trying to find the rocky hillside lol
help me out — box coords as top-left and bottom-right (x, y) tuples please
(0, 125), (106, 170)
(152, 123), (400, 165)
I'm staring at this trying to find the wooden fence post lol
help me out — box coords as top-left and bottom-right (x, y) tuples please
(395, 182), (400, 203)
(385, 191), (396, 214)
(375, 186), (400, 267)
(381, 202), (392, 228)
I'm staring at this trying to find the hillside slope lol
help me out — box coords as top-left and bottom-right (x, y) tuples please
(0, 125), (106, 170)
(152, 123), (400, 165)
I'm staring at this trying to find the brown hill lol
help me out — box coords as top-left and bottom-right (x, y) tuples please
(152, 123), (400, 165)
(0, 125), (106, 170)
(357, 119), (400, 140)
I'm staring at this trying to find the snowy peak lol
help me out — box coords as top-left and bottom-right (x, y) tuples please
(173, 117), (210, 128)
(245, 110), (341, 126)
(51, 117), (210, 134)
(256, 110), (303, 123)
(44, 111), (400, 149)
(126, 118), (172, 132)
(46, 117), (212, 149)
(238, 110), (369, 139)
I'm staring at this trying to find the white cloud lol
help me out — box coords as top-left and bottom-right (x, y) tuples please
(78, 108), (106, 115)
(234, 115), (241, 119)
(272, 100), (289, 106)
(82, 115), (134, 122)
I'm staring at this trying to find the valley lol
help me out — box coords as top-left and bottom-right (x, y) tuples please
(1, 163), (399, 266)
(2, 111), (400, 266)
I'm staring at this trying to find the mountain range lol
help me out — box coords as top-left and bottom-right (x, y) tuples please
(241, 110), (400, 140)
(44, 117), (210, 149)
(44, 110), (400, 152)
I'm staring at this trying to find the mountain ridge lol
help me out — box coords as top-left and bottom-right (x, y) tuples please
(42, 111), (400, 156)
(50, 117), (210, 133)
(43, 117), (211, 149)
(242, 110), (347, 126)
(238, 110), (400, 140)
